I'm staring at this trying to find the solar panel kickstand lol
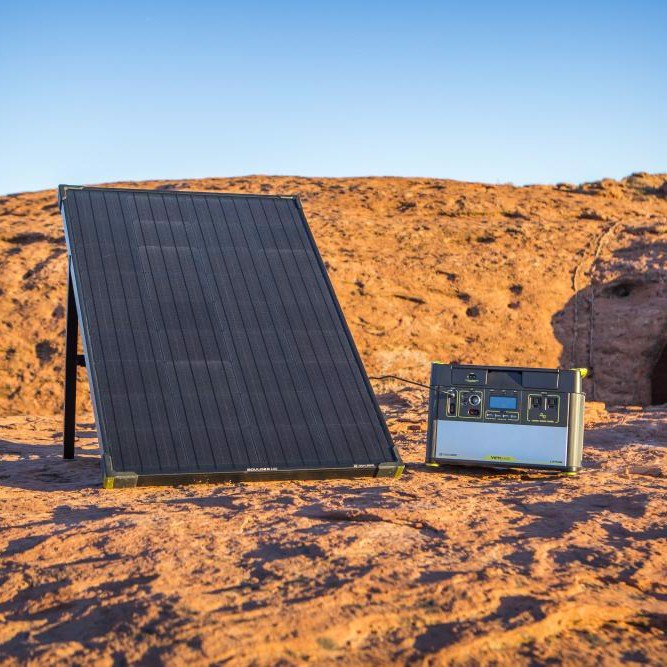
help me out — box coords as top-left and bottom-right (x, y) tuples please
(63, 268), (86, 460)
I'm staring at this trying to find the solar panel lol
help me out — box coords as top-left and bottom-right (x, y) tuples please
(59, 186), (402, 487)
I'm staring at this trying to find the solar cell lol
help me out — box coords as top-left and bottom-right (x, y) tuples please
(59, 186), (402, 487)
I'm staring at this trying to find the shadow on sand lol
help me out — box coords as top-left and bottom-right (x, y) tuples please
(0, 430), (101, 492)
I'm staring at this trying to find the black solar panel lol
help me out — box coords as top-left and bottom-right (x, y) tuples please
(59, 186), (401, 487)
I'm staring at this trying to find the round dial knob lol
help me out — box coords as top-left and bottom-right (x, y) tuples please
(469, 394), (481, 406)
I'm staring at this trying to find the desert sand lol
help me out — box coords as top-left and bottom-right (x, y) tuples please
(1, 175), (666, 664)
(1, 400), (665, 665)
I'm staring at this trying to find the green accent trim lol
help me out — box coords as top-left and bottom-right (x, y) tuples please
(376, 462), (404, 478)
(483, 455), (518, 462)
(102, 455), (138, 488)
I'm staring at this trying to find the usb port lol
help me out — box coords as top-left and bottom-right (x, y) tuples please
(547, 397), (558, 409)
(531, 396), (542, 409)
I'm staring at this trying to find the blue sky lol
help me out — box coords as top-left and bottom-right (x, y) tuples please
(1, 1), (666, 194)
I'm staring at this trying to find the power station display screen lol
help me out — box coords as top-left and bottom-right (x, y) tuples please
(489, 396), (518, 410)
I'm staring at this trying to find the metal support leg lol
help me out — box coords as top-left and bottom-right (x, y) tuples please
(63, 270), (78, 459)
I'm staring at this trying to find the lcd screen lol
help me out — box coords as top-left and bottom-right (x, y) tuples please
(489, 396), (518, 410)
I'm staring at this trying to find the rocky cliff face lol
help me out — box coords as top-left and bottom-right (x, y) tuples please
(1, 173), (666, 416)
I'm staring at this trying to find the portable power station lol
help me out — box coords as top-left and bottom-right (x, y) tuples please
(425, 363), (585, 472)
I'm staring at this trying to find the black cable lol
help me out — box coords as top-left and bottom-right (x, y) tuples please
(368, 375), (457, 400)
(368, 374), (434, 391)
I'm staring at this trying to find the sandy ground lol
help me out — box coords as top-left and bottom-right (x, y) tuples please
(1, 395), (665, 665)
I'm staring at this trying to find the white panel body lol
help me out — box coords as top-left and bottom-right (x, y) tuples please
(434, 420), (569, 467)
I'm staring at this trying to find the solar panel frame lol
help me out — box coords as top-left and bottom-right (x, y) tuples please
(59, 185), (402, 487)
